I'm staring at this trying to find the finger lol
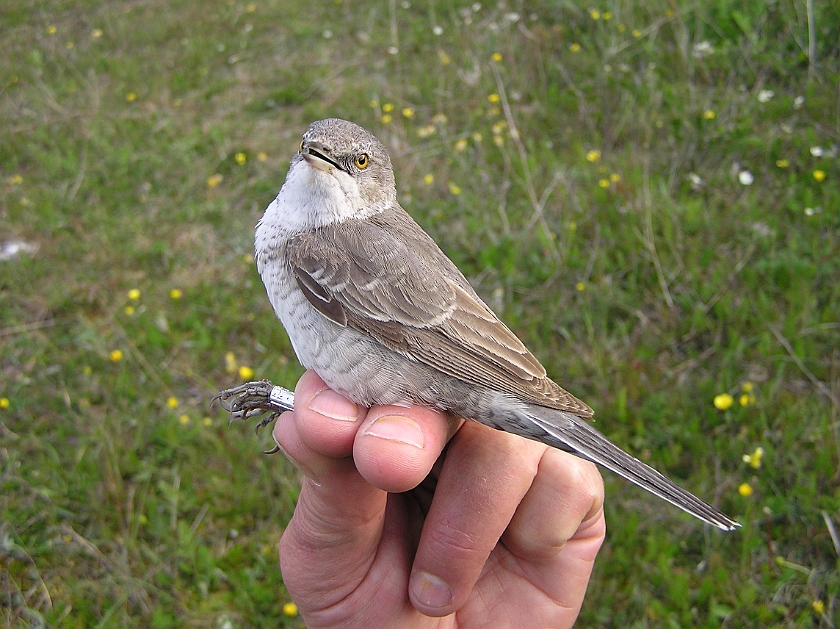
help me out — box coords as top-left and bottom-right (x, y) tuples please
(502, 450), (604, 561)
(277, 448), (387, 618)
(273, 379), (389, 615)
(291, 370), (366, 459)
(353, 404), (462, 494)
(467, 501), (605, 629)
(408, 421), (542, 616)
(496, 494), (606, 626)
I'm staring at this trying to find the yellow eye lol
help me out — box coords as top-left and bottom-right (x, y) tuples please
(355, 153), (369, 169)
(298, 141), (304, 153)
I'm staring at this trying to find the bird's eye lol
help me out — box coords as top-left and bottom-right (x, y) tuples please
(355, 153), (369, 169)
(298, 141), (304, 153)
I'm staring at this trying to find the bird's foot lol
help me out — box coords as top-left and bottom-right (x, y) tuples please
(212, 380), (296, 453)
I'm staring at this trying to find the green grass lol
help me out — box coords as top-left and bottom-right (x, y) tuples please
(1, 0), (839, 626)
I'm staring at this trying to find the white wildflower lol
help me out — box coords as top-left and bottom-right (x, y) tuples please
(757, 89), (774, 103)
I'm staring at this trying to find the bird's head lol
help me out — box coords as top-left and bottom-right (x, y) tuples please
(290, 118), (397, 221)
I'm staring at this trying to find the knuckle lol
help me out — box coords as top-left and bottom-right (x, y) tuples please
(424, 519), (483, 560)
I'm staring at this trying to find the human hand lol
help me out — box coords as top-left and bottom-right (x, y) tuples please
(274, 370), (606, 628)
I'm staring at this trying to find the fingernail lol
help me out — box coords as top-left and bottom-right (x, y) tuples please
(308, 388), (358, 422)
(410, 571), (452, 608)
(362, 415), (425, 449)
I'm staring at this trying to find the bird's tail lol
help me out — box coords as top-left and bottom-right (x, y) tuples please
(521, 405), (740, 531)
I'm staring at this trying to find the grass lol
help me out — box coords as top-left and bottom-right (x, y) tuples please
(1, 0), (838, 626)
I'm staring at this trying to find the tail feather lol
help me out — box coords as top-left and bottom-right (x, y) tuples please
(524, 406), (739, 531)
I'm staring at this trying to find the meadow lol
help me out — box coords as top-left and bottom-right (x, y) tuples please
(1, 0), (839, 626)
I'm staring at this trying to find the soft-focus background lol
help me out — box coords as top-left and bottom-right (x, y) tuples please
(2, 0), (839, 627)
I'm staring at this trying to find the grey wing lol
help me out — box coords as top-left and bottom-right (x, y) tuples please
(287, 212), (593, 417)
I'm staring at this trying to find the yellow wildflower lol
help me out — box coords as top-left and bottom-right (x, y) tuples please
(246, 3), (256, 12)
(610, 173), (621, 182)
(128, 288), (141, 300)
(586, 149), (601, 163)
(742, 447), (764, 469)
(417, 124), (436, 138)
(618, 24), (626, 33)
(169, 288), (182, 299)
(703, 109), (716, 120)
(632, 28), (642, 37)
(8, 174), (23, 185)
(569, 42), (581, 53)
(47, 26), (57, 34)
(283, 602), (298, 617)
(225, 351), (238, 373)
(448, 182), (462, 195)
(776, 159), (789, 168)
(235, 152), (247, 165)
(813, 170), (826, 182)
(739, 393), (756, 406)
(487, 93), (501, 103)
(472, 132), (483, 143)
(438, 50), (451, 65)
(381, 114), (392, 124)
(202, 417), (213, 427)
(491, 52), (503, 62)
(110, 349), (123, 362)
(126, 92), (137, 102)
(454, 138), (468, 152)
(813, 600), (825, 614)
(257, 151), (268, 161)
(402, 107), (414, 118)
(742, 382), (754, 392)
(124, 306), (135, 316)
(166, 396), (179, 409)
(0, 398), (9, 409)
(590, 9), (601, 20)
(206, 174), (223, 188)
(492, 120), (507, 135)
(598, 178), (610, 188)
(238, 365), (254, 380)
(91, 29), (102, 38)
(602, 11), (612, 20)
(66, 42), (74, 49)
(576, 282), (586, 292)
(423, 173), (434, 185)
(382, 103), (394, 113)
(713, 393), (733, 410)
(178, 414), (190, 425)
(738, 482), (753, 497)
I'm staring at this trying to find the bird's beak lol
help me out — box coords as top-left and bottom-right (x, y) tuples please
(301, 141), (340, 172)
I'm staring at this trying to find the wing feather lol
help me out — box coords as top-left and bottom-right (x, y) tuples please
(287, 207), (593, 417)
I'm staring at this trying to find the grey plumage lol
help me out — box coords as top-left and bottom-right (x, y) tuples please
(255, 118), (739, 532)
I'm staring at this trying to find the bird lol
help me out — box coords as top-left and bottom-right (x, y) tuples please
(251, 117), (739, 531)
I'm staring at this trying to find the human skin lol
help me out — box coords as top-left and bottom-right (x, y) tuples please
(274, 369), (606, 628)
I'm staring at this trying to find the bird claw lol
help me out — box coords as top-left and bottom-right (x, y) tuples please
(212, 380), (296, 452)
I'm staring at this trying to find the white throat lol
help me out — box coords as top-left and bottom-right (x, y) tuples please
(261, 157), (366, 235)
